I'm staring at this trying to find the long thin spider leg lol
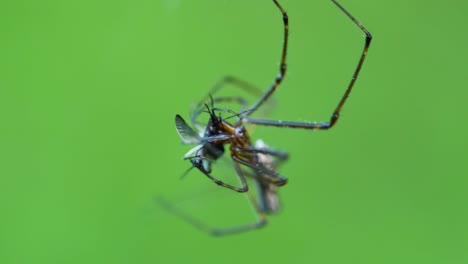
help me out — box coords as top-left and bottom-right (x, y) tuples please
(196, 164), (249, 193)
(155, 180), (267, 237)
(233, 146), (289, 161)
(256, 182), (281, 214)
(237, 143), (284, 214)
(211, 107), (243, 120)
(244, 0), (289, 117)
(199, 76), (265, 106)
(231, 155), (288, 186)
(189, 153), (249, 193)
(191, 97), (248, 130)
(156, 159), (269, 236)
(191, 76), (265, 128)
(329, 0), (372, 123)
(243, 0), (372, 130)
(213, 96), (249, 110)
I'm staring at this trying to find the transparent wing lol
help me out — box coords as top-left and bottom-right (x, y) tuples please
(175, 114), (201, 144)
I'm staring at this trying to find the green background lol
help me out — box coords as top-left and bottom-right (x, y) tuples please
(1, 0), (467, 263)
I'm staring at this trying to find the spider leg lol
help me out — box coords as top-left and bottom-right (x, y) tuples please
(244, 0), (289, 117)
(191, 76), (265, 127)
(243, 0), (372, 130)
(187, 149), (249, 193)
(196, 167), (249, 193)
(237, 145), (286, 214)
(198, 76), (265, 108)
(155, 182), (267, 237)
(213, 96), (249, 110)
(156, 160), (270, 236)
(233, 146), (289, 161)
(191, 0), (289, 123)
(231, 154), (288, 186)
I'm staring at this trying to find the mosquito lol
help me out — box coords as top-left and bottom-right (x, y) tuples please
(174, 0), (372, 193)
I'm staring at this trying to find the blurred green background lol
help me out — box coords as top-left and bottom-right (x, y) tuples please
(1, 0), (468, 263)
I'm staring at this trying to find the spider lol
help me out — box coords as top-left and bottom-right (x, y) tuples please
(174, 0), (372, 194)
(158, 139), (288, 236)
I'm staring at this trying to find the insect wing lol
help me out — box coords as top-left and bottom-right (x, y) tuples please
(175, 114), (201, 144)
